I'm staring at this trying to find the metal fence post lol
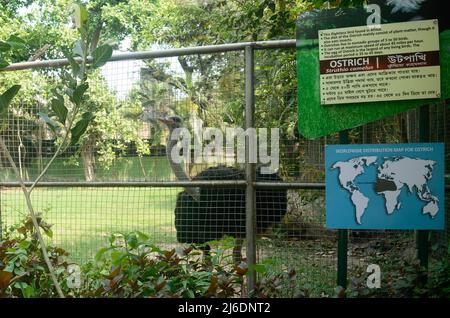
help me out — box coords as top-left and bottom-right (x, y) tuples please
(417, 104), (430, 276)
(245, 45), (257, 294)
(337, 130), (349, 290)
(0, 187), (2, 240)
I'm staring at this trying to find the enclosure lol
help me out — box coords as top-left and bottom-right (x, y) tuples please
(1, 40), (449, 297)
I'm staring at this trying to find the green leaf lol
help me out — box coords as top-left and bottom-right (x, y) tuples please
(13, 267), (26, 276)
(251, 263), (267, 274)
(44, 228), (53, 238)
(72, 3), (88, 28)
(23, 284), (35, 298)
(63, 49), (81, 78)
(51, 95), (67, 123)
(0, 59), (9, 69)
(70, 112), (94, 145)
(111, 250), (125, 266)
(37, 112), (58, 133)
(95, 247), (112, 262)
(6, 35), (27, 50)
(0, 85), (21, 114)
(13, 281), (27, 290)
(91, 44), (113, 69)
(71, 83), (89, 105)
(126, 234), (138, 249)
(18, 240), (31, 250)
(0, 41), (11, 52)
(136, 231), (149, 241)
(186, 290), (195, 298)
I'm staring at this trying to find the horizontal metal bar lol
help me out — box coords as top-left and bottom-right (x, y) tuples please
(0, 181), (247, 188)
(0, 181), (323, 189)
(1, 181), (449, 191)
(1, 39), (296, 72)
(254, 182), (325, 189)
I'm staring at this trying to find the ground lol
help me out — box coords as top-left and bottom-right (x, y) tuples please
(1, 184), (339, 296)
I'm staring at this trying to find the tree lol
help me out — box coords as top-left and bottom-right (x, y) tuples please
(1, 3), (113, 297)
(2, 0), (150, 181)
(103, 0), (314, 175)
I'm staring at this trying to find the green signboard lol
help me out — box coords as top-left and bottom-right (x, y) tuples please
(296, 5), (450, 139)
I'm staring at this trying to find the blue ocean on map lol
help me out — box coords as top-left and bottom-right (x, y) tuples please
(325, 143), (445, 230)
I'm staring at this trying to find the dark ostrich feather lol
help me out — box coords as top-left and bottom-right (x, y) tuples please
(174, 165), (287, 245)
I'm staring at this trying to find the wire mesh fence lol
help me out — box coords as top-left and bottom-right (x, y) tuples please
(0, 42), (448, 297)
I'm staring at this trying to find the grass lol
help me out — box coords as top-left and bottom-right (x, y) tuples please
(0, 156), (173, 182)
(258, 239), (337, 297)
(1, 185), (339, 296)
(1, 187), (180, 261)
(0, 154), (338, 296)
(1, 156), (176, 261)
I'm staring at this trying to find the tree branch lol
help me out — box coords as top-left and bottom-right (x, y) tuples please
(29, 104), (80, 194)
(0, 137), (65, 298)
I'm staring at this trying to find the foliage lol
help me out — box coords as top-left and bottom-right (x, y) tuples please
(0, 34), (24, 111)
(0, 215), (71, 298)
(78, 232), (247, 297)
(346, 245), (450, 298)
(33, 3), (122, 182)
(0, 219), (248, 298)
(251, 258), (303, 298)
(0, 3), (115, 298)
(0, 0), (131, 63)
(1, 216), (306, 298)
(74, 73), (150, 172)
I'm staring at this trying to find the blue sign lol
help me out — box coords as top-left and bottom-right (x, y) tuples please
(325, 143), (445, 230)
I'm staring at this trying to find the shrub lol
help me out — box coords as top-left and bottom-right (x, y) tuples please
(0, 217), (306, 298)
(0, 215), (71, 297)
(346, 244), (450, 298)
(78, 232), (247, 298)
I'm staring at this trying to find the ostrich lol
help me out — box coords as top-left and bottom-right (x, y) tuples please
(157, 115), (287, 263)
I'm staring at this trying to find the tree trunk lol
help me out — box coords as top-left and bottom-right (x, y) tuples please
(81, 149), (95, 181)
(81, 137), (96, 181)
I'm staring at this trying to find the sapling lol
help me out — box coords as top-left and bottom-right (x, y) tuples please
(0, 3), (112, 298)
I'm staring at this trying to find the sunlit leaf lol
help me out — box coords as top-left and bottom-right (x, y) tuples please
(44, 229), (53, 238)
(72, 3), (88, 28)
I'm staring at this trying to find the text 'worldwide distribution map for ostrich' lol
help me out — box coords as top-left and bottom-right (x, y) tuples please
(325, 143), (445, 229)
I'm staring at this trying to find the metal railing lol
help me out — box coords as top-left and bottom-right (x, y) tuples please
(1, 39), (300, 293)
(1, 39), (296, 72)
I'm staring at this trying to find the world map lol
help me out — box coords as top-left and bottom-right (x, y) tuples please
(331, 156), (439, 225)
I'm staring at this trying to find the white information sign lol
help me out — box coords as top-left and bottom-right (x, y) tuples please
(319, 19), (440, 105)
